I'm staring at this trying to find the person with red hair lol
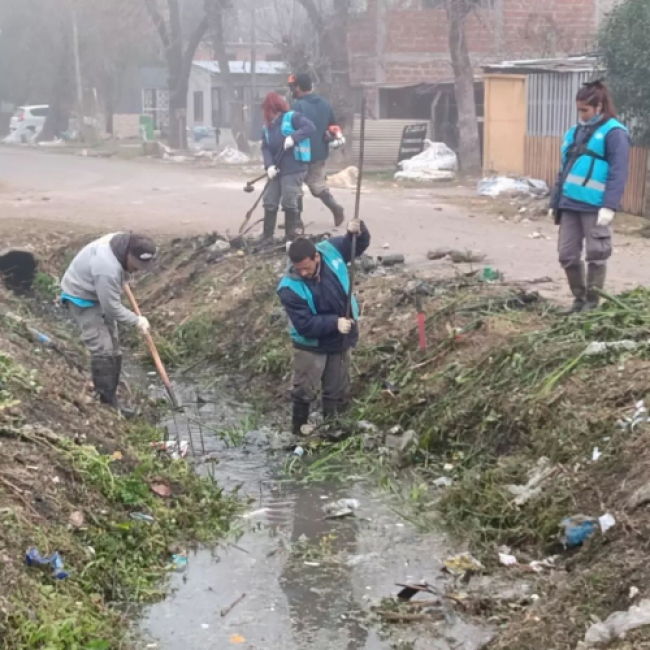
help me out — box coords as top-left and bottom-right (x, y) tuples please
(260, 92), (315, 240)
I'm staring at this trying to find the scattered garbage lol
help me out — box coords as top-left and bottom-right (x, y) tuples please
(427, 248), (453, 261)
(506, 457), (557, 506)
(172, 553), (188, 572)
(630, 587), (640, 600)
(626, 482), (650, 511)
(152, 440), (189, 460)
(26, 547), (68, 580)
(394, 141), (458, 182)
(377, 254), (405, 267)
(585, 340), (639, 357)
(529, 556), (558, 574)
(323, 498), (360, 519)
(449, 250), (485, 264)
(216, 147), (251, 164)
(293, 446), (305, 457)
(599, 513), (616, 534)
(478, 176), (549, 198)
(444, 553), (484, 577)
(592, 447), (602, 462)
(617, 400), (650, 432)
(560, 515), (597, 547)
(69, 511), (85, 528)
(357, 421), (379, 433)
(498, 547), (518, 567)
(583, 598), (650, 647)
(130, 512), (155, 523)
(230, 635), (246, 644)
(433, 476), (453, 489)
(209, 240), (231, 255)
(481, 266), (500, 282)
(396, 582), (436, 600)
(327, 166), (358, 189)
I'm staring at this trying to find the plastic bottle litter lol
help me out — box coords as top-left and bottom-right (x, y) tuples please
(26, 327), (54, 348)
(172, 553), (188, 572)
(25, 547), (69, 580)
(560, 515), (598, 547)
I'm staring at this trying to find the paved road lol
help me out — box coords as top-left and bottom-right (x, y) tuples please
(2, 146), (650, 299)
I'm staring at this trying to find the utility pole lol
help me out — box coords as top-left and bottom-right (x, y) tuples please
(70, 2), (85, 140)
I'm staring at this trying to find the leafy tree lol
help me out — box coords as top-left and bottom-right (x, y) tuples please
(599, 0), (650, 143)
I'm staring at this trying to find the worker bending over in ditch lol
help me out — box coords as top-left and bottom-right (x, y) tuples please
(278, 219), (370, 435)
(261, 92), (315, 241)
(289, 73), (346, 228)
(60, 233), (158, 413)
(550, 80), (630, 314)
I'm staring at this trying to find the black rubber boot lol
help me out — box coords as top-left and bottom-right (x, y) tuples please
(114, 355), (136, 419)
(292, 401), (310, 436)
(91, 356), (118, 408)
(284, 209), (301, 240)
(584, 264), (607, 312)
(262, 209), (278, 240)
(319, 190), (345, 227)
(559, 264), (586, 316)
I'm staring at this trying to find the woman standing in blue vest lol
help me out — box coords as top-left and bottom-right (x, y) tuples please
(550, 81), (630, 313)
(260, 92), (315, 240)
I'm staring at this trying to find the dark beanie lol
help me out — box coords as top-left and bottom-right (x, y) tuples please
(128, 234), (158, 264)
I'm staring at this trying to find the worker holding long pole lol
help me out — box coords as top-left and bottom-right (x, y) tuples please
(60, 232), (158, 415)
(277, 93), (369, 436)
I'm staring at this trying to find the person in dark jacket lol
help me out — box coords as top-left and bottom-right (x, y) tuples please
(550, 80), (630, 313)
(289, 73), (346, 227)
(261, 92), (315, 240)
(278, 219), (370, 435)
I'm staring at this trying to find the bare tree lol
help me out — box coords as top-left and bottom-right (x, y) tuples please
(144, 0), (208, 148)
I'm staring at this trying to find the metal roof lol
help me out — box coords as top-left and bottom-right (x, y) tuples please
(193, 61), (287, 75)
(483, 55), (602, 74)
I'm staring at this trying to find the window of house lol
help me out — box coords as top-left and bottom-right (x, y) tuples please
(194, 91), (204, 122)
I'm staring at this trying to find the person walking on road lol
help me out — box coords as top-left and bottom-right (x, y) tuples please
(289, 73), (346, 228)
(278, 219), (370, 435)
(261, 92), (315, 240)
(61, 232), (158, 413)
(550, 80), (630, 314)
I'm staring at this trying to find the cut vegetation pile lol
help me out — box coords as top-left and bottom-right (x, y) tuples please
(125, 233), (650, 648)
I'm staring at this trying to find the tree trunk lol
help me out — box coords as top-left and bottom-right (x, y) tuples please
(446, 0), (481, 174)
(38, 26), (73, 142)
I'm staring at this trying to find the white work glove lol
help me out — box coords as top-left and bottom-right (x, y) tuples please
(329, 135), (346, 149)
(347, 219), (361, 235)
(136, 316), (150, 335)
(597, 207), (615, 227)
(284, 136), (295, 150)
(267, 165), (279, 180)
(337, 318), (353, 335)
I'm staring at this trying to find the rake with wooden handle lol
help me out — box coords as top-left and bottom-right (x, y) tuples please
(123, 283), (179, 410)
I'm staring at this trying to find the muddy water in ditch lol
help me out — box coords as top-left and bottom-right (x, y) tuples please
(141, 380), (494, 650)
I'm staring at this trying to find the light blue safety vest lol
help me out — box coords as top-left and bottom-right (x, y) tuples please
(264, 111), (311, 163)
(560, 118), (628, 208)
(277, 240), (360, 347)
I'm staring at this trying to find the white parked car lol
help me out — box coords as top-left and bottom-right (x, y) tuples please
(9, 105), (49, 139)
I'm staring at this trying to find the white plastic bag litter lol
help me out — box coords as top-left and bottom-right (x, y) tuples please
(477, 176), (549, 197)
(215, 146), (251, 164)
(395, 141), (458, 181)
(584, 599), (650, 646)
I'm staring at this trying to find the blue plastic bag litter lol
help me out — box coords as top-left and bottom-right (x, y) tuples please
(560, 516), (598, 547)
(25, 547), (69, 580)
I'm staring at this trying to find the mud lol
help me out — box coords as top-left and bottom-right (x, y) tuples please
(141, 379), (494, 650)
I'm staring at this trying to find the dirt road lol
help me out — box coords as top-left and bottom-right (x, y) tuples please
(2, 146), (650, 300)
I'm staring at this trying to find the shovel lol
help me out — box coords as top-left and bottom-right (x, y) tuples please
(123, 283), (179, 410)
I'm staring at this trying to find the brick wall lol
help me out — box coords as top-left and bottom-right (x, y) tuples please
(349, 0), (600, 85)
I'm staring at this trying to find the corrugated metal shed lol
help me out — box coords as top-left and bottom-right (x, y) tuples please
(351, 116), (430, 168)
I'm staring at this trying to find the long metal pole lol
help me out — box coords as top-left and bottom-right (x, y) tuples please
(348, 91), (367, 319)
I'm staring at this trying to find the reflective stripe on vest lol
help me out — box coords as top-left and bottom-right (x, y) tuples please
(277, 240), (360, 347)
(281, 111), (311, 163)
(560, 118), (627, 208)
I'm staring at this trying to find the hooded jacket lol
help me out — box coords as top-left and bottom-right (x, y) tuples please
(60, 233), (138, 325)
(278, 224), (370, 354)
(292, 93), (337, 163)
